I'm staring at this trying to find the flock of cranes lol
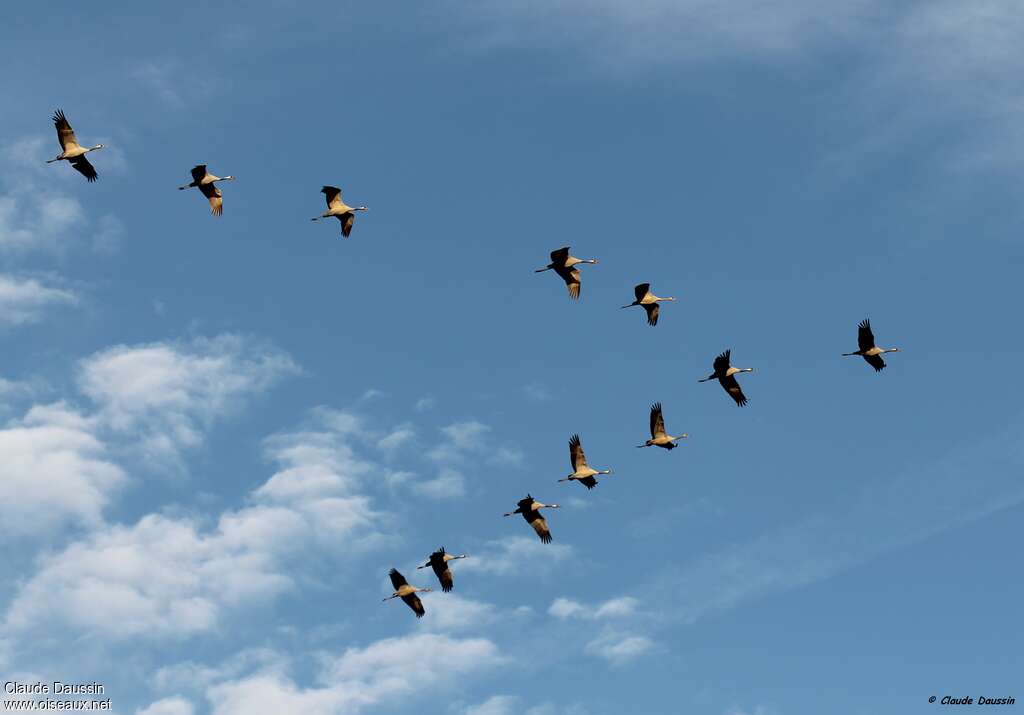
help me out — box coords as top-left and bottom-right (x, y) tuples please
(46, 108), (902, 621)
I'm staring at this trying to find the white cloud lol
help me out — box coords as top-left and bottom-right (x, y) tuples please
(465, 696), (519, 715)
(0, 137), (123, 254)
(548, 596), (639, 620)
(0, 402), (125, 536)
(79, 334), (299, 465)
(428, 419), (524, 468)
(464, 697), (590, 715)
(0, 334), (298, 538)
(0, 274), (78, 326)
(583, 630), (655, 665)
(135, 697), (195, 715)
(416, 593), (499, 633)
(439, 420), (490, 451)
(206, 634), (505, 715)
(412, 467), (466, 499)
(3, 511), (291, 640)
(413, 396), (435, 412)
(459, 536), (573, 577)
(4, 408), (388, 642)
(376, 425), (415, 451)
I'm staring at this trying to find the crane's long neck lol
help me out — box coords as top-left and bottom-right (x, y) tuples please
(883, 347), (899, 353)
(88, 145), (104, 152)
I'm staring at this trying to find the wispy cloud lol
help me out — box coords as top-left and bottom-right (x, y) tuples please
(412, 466), (466, 499)
(459, 536), (573, 577)
(583, 630), (655, 665)
(129, 60), (217, 109)
(458, 0), (1024, 169)
(79, 334), (300, 467)
(548, 596), (639, 621)
(0, 273), (78, 327)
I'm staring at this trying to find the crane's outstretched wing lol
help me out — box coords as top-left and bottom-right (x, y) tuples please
(527, 512), (552, 543)
(402, 593), (425, 618)
(322, 185), (342, 209)
(720, 374), (748, 406)
(634, 283), (650, 302)
(52, 109), (78, 150)
(713, 350), (731, 375)
(578, 475), (598, 490)
(389, 568), (408, 590)
(643, 303), (659, 326)
(432, 563), (454, 592)
(69, 155), (97, 182)
(191, 165), (208, 183)
(569, 434), (588, 471)
(341, 212), (354, 237)
(650, 402), (666, 438)
(199, 182), (223, 216)
(554, 265), (581, 299)
(857, 319), (875, 352)
(863, 353), (886, 372)
(549, 246), (570, 266)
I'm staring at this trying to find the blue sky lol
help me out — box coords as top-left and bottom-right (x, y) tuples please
(1, 2), (1023, 714)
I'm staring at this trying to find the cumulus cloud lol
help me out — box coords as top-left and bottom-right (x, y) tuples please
(206, 634), (504, 715)
(0, 402), (125, 536)
(3, 407), (388, 641)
